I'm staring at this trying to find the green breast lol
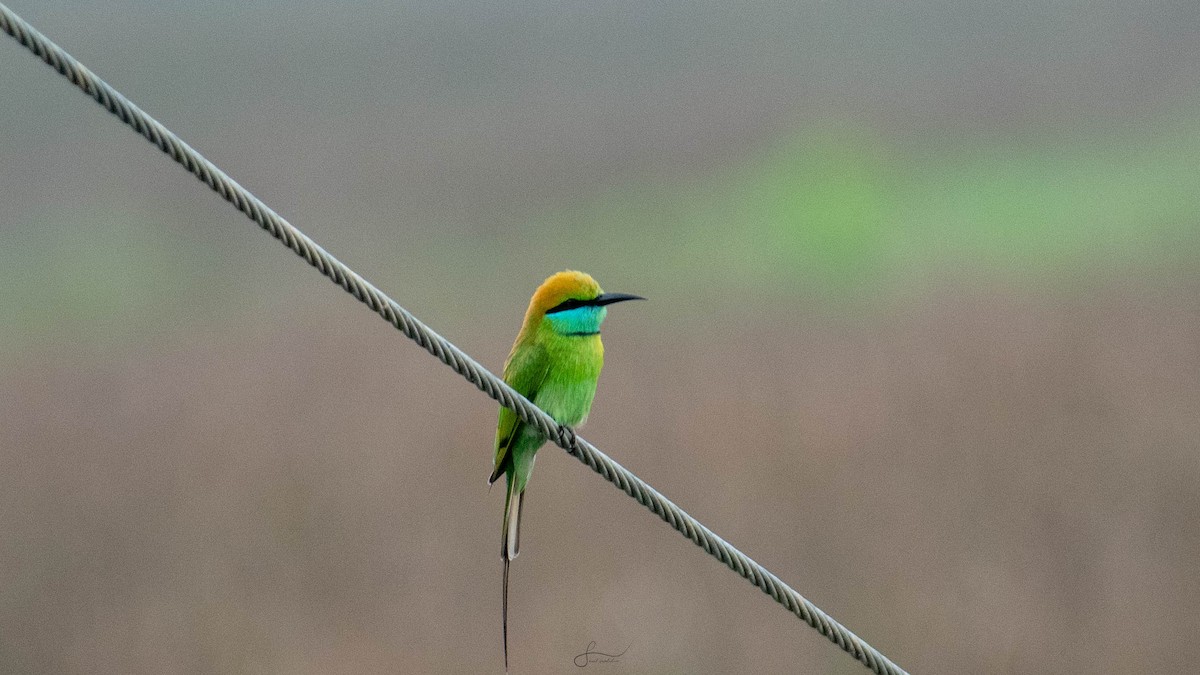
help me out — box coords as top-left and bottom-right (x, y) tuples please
(535, 333), (604, 427)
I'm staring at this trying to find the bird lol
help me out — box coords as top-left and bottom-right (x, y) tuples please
(489, 270), (643, 671)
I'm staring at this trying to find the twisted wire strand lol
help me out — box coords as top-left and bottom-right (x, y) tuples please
(0, 5), (908, 674)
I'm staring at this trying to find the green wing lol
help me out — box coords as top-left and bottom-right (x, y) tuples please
(489, 342), (549, 483)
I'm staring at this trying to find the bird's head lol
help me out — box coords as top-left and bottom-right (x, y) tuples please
(523, 270), (643, 337)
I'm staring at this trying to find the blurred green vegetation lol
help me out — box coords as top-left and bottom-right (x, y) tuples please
(4, 113), (1198, 357)
(0, 207), (184, 353)
(542, 115), (1200, 299)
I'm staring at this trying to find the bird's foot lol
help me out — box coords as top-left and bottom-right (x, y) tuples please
(557, 425), (578, 450)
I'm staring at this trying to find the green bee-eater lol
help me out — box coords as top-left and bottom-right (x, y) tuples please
(489, 270), (643, 671)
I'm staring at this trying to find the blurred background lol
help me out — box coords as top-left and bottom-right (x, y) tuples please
(2, 1), (1199, 673)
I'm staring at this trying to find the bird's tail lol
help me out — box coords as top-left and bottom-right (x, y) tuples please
(501, 475), (525, 672)
(502, 556), (510, 673)
(502, 479), (523, 562)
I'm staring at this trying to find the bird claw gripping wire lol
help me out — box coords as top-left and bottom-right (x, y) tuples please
(557, 424), (579, 453)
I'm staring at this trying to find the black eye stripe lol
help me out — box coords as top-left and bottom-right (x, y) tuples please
(545, 298), (593, 314)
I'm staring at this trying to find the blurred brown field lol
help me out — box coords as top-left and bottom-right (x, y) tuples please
(3, 279), (1198, 673)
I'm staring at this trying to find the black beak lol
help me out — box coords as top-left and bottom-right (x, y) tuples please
(592, 292), (645, 306)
